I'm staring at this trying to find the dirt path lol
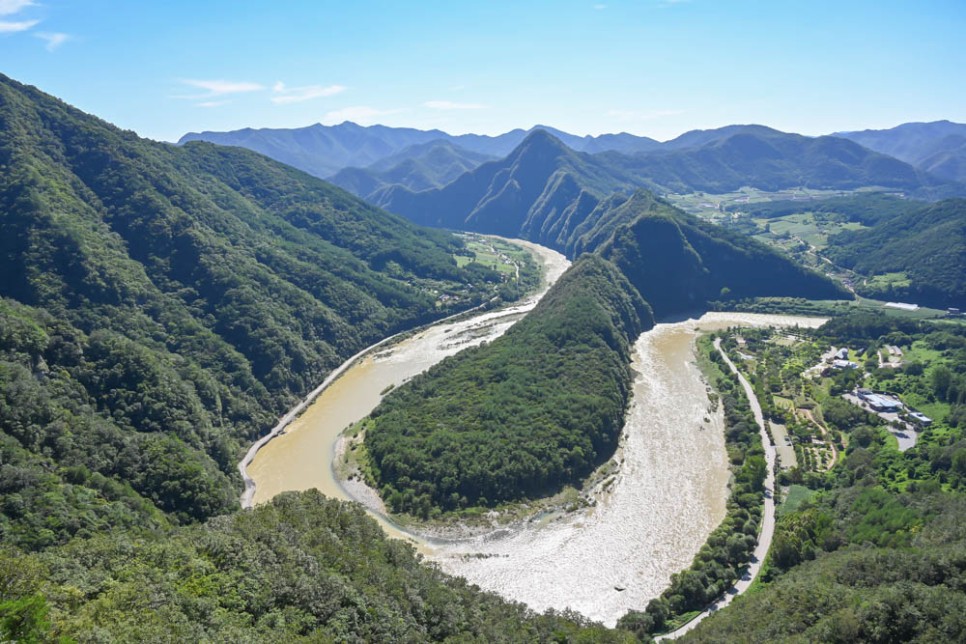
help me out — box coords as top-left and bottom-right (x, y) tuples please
(798, 408), (838, 469)
(658, 339), (778, 640)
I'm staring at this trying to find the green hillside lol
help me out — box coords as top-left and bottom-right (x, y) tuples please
(594, 193), (848, 317)
(380, 129), (651, 242)
(0, 73), (511, 544)
(823, 198), (966, 308)
(364, 255), (652, 515)
(330, 140), (495, 199)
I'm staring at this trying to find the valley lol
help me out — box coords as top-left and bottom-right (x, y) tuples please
(0, 62), (964, 642)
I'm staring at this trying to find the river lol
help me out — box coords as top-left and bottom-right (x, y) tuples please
(245, 239), (825, 627)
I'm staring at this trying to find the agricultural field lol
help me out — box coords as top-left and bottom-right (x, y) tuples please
(454, 234), (528, 277)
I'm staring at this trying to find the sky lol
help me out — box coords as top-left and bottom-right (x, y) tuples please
(2, 0), (965, 143)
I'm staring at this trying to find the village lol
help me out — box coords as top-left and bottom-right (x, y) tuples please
(716, 318), (956, 494)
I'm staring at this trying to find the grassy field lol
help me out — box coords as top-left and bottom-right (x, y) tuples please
(778, 484), (816, 517)
(665, 187), (854, 220)
(453, 235), (531, 277)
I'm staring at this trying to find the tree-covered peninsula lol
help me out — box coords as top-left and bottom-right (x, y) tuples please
(364, 255), (652, 516)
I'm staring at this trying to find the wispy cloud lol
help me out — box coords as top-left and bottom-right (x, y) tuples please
(657, 0), (691, 6)
(0, 0), (34, 16)
(322, 106), (400, 125)
(196, 100), (230, 109)
(35, 31), (68, 51)
(593, 4), (607, 9)
(0, 0), (37, 33)
(271, 81), (346, 105)
(606, 108), (683, 121)
(179, 79), (265, 97)
(424, 100), (486, 111)
(0, 18), (37, 32)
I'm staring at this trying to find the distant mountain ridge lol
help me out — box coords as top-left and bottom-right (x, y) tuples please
(328, 140), (496, 199)
(178, 121), (662, 180)
(835, 121), (966, 183)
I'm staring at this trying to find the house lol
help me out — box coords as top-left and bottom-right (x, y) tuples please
(836, 348), (850, 361)
(832, 359), (859, 370)
(862, 393), (903, 413)
(909, 412), (932, 426)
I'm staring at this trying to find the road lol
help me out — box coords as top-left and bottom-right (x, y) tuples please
(658, 338), (777, 640)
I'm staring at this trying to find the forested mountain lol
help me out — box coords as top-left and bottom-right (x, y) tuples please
(379, 129), (651, 243)
(835, 120), (966, 183)
(597, 195), (848, 317)
(823, 198), (966, 308)
(361, 192), (845, 516)
(0, 73), (508, 546)
(364, 255), (652, 515)
(328, 140), (495, 199)
(0, 73), (632, 642)
(603, 126), (941, 194)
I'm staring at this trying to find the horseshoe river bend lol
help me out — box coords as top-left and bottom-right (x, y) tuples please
(243, 240), (825, 627)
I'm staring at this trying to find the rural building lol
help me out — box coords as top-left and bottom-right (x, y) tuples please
(836, 348), (849, 360)
(857, 390), (904, 412)
(909, 412), (932, 426)
(832, 359), (859, 370)
(885, 302), (919, 311)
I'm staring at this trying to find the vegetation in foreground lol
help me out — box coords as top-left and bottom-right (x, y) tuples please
(0, 491), (633, 642)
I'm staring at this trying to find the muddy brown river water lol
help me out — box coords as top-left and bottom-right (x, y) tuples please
(245, 240), (825, 626)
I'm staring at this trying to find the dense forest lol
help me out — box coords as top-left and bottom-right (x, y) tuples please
(0, 73), (636, 641)
(823, 198), (966, 308)
(364, 255), (652, 516)
(598, 198), (848, 317)
(0, 75), (515, 548)
(0, 491), (632, 642)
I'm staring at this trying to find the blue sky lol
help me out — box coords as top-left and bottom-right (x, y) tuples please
(2, 0), (964, 142)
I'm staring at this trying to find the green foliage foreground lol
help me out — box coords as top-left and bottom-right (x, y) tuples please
(0, 491), (632, 642)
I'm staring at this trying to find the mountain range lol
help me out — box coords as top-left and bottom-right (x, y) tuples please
(376, 127), (947, 256)
(836, 120), (966, 183)
(180, 120), (964, 199)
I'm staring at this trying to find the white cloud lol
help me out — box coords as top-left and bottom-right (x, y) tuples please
(196, 100), (229, 108)
(175, 79), (265, 100)
(0, 0), (33, 17)
(36, 31), (68, 51)
(181, 79), (265, 95)
(321, 106), (399, 125)
(271, 81), (346, 105)
(0, 18), (37, 32)
(424, 100), (486, 111)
